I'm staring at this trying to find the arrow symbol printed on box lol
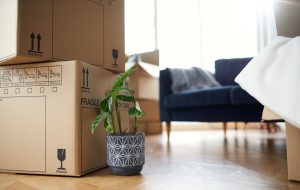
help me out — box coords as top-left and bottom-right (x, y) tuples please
(37, 34), (42, 51)
(82, 68), (86, 87)
(86, 68), (89, 88)
(30, 33), (35, 51)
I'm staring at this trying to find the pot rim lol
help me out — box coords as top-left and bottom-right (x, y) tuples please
(107, 132), (145, 137)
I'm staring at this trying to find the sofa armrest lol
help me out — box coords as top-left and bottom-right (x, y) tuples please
(215, 57), (253, 86)
(159, 69), (173, 122)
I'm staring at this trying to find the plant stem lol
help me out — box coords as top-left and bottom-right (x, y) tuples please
(133, 116), (137, 133)
(115, 100), (122, 133)
(136, 117), (140, 132)
(111, 101), (116, 133)
(133, 116), (140, 133)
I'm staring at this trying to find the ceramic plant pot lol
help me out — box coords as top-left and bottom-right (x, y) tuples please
(107, 133), (145, 176)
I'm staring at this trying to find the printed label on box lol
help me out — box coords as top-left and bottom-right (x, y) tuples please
(0, 66), (62, 88)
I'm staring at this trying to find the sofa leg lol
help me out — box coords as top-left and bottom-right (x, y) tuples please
(223, 122), (227, 135)
(234, 122), (238, 130)
(166, 122), (171, 140)
(244, 122), (248, 130)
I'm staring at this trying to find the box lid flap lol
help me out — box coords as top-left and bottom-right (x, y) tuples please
(126, 61), (159, 78)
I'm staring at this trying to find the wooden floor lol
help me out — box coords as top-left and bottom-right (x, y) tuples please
(1, 128), (300, 190)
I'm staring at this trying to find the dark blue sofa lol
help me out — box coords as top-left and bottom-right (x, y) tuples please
(159, 58), (264, 138)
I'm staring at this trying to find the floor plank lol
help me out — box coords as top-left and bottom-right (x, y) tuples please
(1, 129), (300, 190)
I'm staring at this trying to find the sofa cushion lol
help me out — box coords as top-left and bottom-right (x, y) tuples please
(230, 86), (259, 105)
(215, 57), (253, 86)
(164, 86), (234, 109)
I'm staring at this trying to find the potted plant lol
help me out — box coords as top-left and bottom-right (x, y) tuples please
(91, 68), (145, 176)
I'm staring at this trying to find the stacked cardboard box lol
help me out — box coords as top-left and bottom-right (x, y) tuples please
(0, 0), (125, 73)
(0, 0), (125, 176)
(127, 52), (162, 135)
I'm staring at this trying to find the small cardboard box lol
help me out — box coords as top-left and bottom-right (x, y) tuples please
(0, 0), (125, 73)
(0, 60), (129, 176)
(128, 62), (159, 100)
(286, 122), (300, 181)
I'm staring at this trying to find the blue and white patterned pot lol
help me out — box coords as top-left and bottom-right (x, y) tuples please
(107, 133), (145, 176)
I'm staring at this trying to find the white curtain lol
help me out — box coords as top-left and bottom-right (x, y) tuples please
(125, 0), (156, 55)
(125, 0), (278, 70)
(197, 0), (258, 71)
(157, 0), (202, 69)
(157, 0), (278, 71)
(256, 0), (278, 52)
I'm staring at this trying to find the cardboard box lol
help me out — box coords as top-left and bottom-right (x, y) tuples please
(261, 107), (282, 121)
(130, 100), (162, 135)
(262, 108), (300, 181)
(128, 62), (159, 100)
(0, 60), (129, 176)
(136, 121), (162, 135)
(286, 122), (300, 181)
(0, 0), (125, 73)
(139, 100), (160, 122)
(140, 50), (159, 66)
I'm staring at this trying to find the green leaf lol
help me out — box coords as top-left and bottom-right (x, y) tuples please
(112, 68), (136, 90)
(91, 112), (109, 134)
(128, 107), (136, 117)
(100, 98), (109, 112)
(128, 101), (145, 118)
(128, 107), (145, 118)
(104, 116), (113, 133)
(108, 96), (113, 112)
(134, 101), (142, 112)
(117, 95), (135, 102)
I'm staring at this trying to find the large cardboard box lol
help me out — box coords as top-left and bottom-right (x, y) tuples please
(0, 0), (125, 73)
(0, 60), (129, 176)
(262, 107), (300, 181)
(286, 122), (300, 181)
